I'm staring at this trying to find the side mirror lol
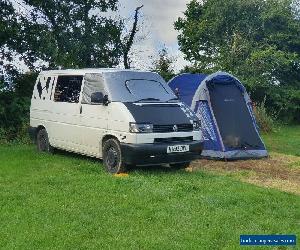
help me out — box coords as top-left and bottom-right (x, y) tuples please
(103, 94), (110, 106)
(91, 92), (104, 104)
(91, 92), (110, 105)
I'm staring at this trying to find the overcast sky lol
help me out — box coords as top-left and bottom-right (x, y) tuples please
(118, 0), (190, 71)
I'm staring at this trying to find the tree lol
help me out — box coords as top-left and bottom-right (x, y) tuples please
(0, 1), (16, 48)
(0, 1), (146, 141)
(2, 0), (146, 71)
(0, 1), (20, 79)
(152, 47), (175, 81)
(175, 0), (300, 122)
(1, 0), (124, 70)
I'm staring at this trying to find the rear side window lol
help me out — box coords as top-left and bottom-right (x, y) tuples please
(54, 75), (83, 103)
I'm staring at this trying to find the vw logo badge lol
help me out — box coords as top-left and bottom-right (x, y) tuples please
(173, 125), (178, 132)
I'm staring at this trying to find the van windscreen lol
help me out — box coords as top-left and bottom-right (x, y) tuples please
(125, 79), (172, 101)
(84, 72), (177, 102)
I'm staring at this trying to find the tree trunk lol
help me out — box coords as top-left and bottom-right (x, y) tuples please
(83, 3), (92, 67)
(123, 5), (143, 69)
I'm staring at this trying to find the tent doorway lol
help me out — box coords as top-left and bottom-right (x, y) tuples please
(207, 80), (264, 151)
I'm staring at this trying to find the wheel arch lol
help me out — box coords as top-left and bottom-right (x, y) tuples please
(37, 125), (46, 132)
(101, 134), (119, 147)
(100, 134), (120, 157)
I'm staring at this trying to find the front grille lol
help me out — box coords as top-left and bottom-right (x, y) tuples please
(153, 124), (193, 133)
(154, 136), (193, 143)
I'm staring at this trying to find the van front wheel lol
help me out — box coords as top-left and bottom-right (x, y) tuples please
(37, 128), (53, 153)
(103, 139), (126, 174)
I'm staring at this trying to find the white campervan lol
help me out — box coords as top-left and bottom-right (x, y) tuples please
(29, 69), (204, 173)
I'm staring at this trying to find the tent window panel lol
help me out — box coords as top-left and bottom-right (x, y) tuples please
(195, 100), (222, 151)
(54, 75), (83, 103)
(207, 82), (264, 150)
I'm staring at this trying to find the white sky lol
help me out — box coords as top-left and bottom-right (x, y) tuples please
(117, 0), (190, 71)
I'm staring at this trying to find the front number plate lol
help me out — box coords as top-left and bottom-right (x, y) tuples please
(167, 145), (190, 154)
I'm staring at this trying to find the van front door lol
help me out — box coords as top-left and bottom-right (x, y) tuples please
(79, 103), (108, 157)
(79, 74), (109, 157)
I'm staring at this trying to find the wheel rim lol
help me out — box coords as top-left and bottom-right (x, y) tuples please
(106, 147), (119, 172)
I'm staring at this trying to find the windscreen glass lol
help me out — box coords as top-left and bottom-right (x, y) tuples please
(125, 79), (175, 102)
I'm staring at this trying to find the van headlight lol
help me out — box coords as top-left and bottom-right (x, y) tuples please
(129, 123), (153, 133)
(193, 120), (201, 131)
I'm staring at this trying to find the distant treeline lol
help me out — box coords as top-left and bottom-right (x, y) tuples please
(175, 0), (300, 123)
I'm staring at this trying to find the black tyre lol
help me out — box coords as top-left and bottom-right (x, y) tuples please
(37, 128), (53, 153)
(103, 138), (126, 174)
(170, 162), (191, 169)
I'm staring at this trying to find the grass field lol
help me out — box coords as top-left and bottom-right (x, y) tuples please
(191, 125), (300, 195)
(262, 125), (300, 156)
(0, 126), (299, 249)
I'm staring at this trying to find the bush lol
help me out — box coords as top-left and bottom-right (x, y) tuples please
(0, 72), (37, 143)
(0, 127), (8, 144)
(253, 97), (275, 133)
(248, 84), (300, 124)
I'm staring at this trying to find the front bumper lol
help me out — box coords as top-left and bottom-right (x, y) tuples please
(120, 140), (203, 166)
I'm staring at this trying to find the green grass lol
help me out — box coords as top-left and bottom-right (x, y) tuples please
(0, 144), (299, 249)
(262, 125), (300, 156)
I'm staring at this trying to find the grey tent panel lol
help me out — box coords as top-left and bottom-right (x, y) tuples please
(202, 149), (268, 159)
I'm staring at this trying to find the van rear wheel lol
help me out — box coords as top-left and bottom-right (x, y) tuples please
(103, 139), (126, 174)
(37, 128), (53, 153)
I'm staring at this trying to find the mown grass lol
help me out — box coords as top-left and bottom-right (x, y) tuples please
(192, 125), (300, 195)
(262, 125), (300, 157)
(0, 144), (299, 249)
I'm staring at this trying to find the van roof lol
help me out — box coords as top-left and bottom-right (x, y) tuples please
(39, 68), (152, 75)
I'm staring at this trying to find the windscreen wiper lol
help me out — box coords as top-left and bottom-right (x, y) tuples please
(135, 98), (160, 102)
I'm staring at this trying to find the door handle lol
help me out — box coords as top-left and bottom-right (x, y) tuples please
(80, 105), (82, 114)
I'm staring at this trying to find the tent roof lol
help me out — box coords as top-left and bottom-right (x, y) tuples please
(168, 73), (207, 106)
(168, 72), (249, 108)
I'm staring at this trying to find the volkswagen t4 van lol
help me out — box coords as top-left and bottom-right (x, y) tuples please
(29, 69), (203, 173)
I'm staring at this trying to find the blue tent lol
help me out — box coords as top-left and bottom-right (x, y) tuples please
(169, 72), (268, 159)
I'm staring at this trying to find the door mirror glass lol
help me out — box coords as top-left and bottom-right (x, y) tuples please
(91, 92), (104, 104)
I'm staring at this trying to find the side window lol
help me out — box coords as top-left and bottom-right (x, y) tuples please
(54, 75), (83, 103)
(33, 76), (53, 100)
(82, 73), (106, 104)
